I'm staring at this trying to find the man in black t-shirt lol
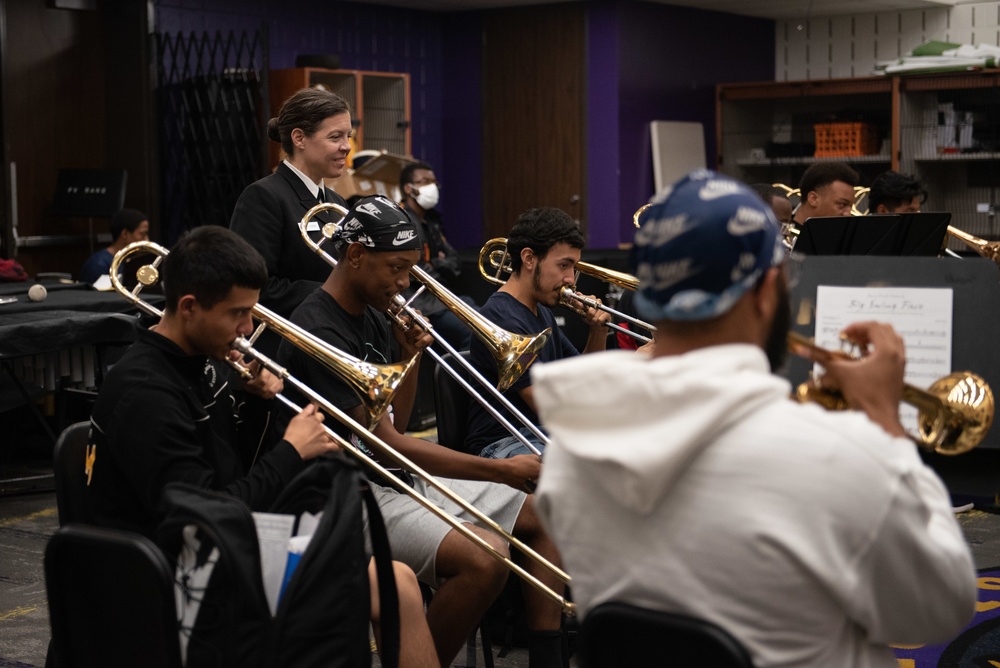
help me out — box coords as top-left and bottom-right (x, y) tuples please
(465, 207), (610, 459)
(279, 196), (567, 668)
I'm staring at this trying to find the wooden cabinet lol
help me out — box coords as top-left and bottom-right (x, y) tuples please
(268, 67), (410, 168)
(717, 70), (1000, 243)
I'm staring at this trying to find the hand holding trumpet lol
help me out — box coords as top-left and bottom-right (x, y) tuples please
(791, 322), (908, 438)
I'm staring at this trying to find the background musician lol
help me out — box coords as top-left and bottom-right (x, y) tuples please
(791, 161), (860, 226)
(750, 183), (794, 225)
(229, 87), (351, 321)
(398, 160), (476, 351)
(277, 196), (566, 668)
(79, 207), (150, 284)
(868, 170), (927, 214)
(532, 170), (976, 667)
(465, 207), (610, 460)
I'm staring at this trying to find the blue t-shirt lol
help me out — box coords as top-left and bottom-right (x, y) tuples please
(80, 249), (113, 284)
(464, 291), (578, 455)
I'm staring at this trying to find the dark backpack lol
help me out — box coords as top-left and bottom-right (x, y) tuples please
(155, 455), (398, 668)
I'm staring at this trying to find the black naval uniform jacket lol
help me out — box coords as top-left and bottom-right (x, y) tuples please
(229, 162), (348, 319)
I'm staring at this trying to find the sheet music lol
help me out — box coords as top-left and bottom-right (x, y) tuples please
(252, 512), (296, 616)
(815, 285), (953, 436)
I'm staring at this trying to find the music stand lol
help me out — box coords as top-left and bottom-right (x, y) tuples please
(51, 169), (127, 252)
(794, 212), (951, 257)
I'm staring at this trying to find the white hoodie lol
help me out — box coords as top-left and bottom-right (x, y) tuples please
(533, 345), (976, 668)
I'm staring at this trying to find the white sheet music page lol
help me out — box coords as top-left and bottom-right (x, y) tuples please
(814, 285), (953, 437)
(252, 512), (296, 616)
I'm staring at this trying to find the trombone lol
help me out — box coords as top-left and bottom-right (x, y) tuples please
(788, 331), (993, 455)
(109, 244), (415, 429)
(108, 241), (575, 615)
(478, 238), (655, 345)
(299, 203), (552, 455)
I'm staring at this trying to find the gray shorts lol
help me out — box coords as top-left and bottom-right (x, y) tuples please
(364, 475), (526, 588)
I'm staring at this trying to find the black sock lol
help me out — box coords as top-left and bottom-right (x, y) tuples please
(528, 630), (563, 668)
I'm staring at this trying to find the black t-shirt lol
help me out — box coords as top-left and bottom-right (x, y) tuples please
(277, 288), (398, 452)
(464, 291), (578, 455)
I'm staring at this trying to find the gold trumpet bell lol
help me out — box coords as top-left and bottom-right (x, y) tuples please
(947, 225), (1000, 265)
(918, 372), (994, 455)
(493, 328), (551, 393)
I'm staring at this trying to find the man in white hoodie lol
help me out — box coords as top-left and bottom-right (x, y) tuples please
(532, 170), (976, 668)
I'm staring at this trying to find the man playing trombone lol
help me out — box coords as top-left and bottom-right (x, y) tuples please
(531, 171), (976, 667)
(277, 196), (567, 668)
(86, 227), (439, 667)
(466, 207), (611, 460)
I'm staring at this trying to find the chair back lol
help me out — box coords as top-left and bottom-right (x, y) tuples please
(52, 421), (93, 526)
(44, 524), (182, 668)
(433, 350), (472, 452)
(578, 601), (755, 668)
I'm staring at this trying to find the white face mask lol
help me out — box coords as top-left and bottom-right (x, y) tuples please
(411, 183), (439, 210)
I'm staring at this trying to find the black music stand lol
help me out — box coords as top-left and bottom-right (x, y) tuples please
(785, 255), (1000, 499)
(51, 169), (127, 252)
(794, 212), (951, 257)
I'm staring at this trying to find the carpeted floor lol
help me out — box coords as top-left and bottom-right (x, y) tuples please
(893, 566), (1000, 667)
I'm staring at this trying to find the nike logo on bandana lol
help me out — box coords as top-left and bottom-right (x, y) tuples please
(393, 230), (418, 246)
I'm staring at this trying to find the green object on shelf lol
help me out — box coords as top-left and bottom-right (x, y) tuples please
(911, 41), (962, 56)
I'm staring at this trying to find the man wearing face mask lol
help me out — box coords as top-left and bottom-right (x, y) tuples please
(399, 161), (476, 351)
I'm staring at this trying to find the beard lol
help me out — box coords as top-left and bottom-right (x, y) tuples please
(531, 264), (559, 306)
(765, 276), (792, 373)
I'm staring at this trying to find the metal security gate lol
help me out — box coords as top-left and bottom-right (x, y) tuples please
(154, 28), (268, 243)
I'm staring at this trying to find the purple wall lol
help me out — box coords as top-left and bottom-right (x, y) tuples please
(152, 0), (774, 250)
(438, 12), (484, 249)
(611, 2), (774, 247)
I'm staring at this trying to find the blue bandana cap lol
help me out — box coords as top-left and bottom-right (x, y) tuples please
(333, 195), (421, 252)
(630, 170), (784, 322)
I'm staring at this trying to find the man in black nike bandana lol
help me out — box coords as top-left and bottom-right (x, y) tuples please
(278, 195), (564, 667)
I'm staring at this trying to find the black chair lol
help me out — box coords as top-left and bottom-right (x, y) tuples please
(432, 350), (472, 452)
(44, 524), (182, 668)
(431, 351), (499, 667)
(52, 421), (92, 526)
(577, 602), (755, 668)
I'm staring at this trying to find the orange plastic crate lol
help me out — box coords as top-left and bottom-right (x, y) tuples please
(813, 122), (878, 158)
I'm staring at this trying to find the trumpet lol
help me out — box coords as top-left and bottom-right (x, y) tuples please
(108, 240), (575, 615)
(944, 226), (1000, 266)
(788, 331), (994, 455)
(478, 238), (654, 344)
(300, 203), (552, 455)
